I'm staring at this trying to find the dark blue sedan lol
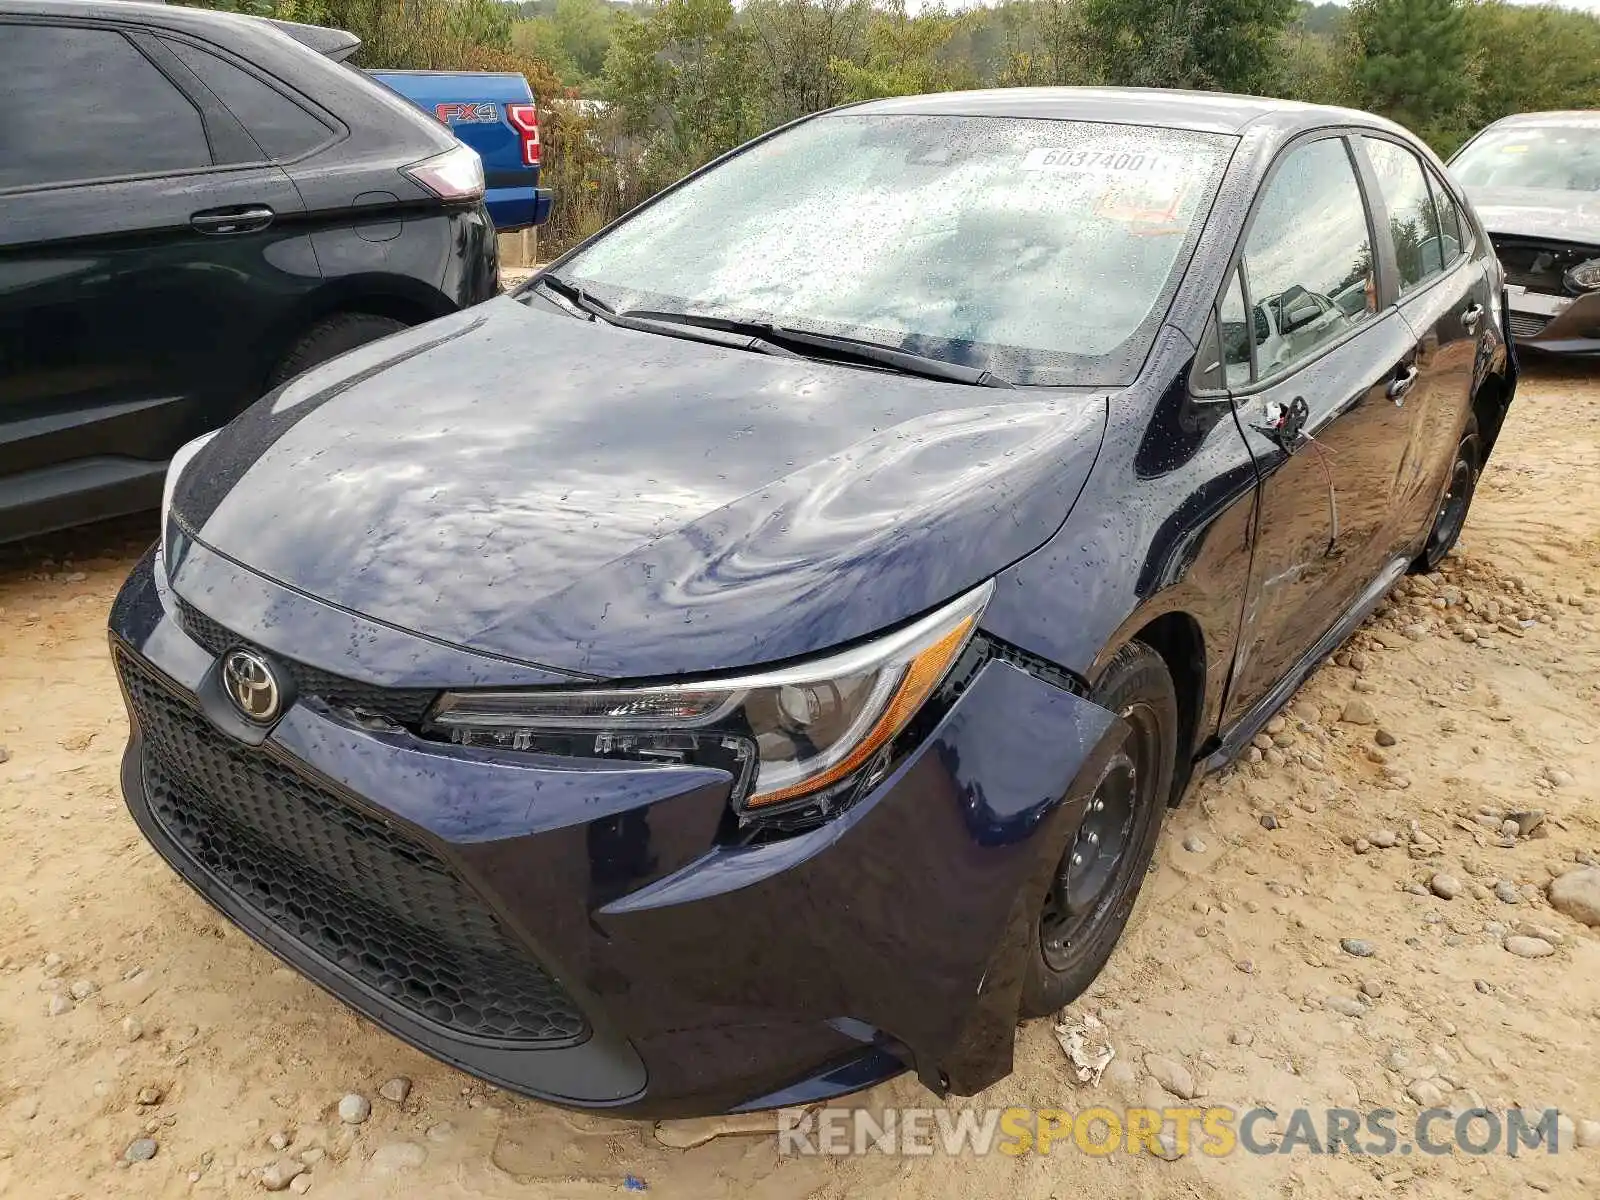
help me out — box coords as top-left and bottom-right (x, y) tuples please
(110, 88), (1516, 1117)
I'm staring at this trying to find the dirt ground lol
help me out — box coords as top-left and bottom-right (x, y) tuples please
(3, 360), (1599, 1199)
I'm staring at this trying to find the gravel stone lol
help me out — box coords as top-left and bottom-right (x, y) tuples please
(378, 1077), (412, 1105)
(46, 994), (72, 1016)
(1503, 935), (1556, 959)
(1430, 873), (1462, 900)
(261, 1158), (304, 1191)
(1341, 699), (1376, 725)
(1181, 835), (1206, 854)
(1341, 938), (1376, 958)
(1326, 997), (1366, 1017)
(124, 1138), (158, 1163)
(1494, 880), (1521, 904)
(1548, 868), (1600, 927)
(1142, 1054), (1199, 1100)
(337, 1094), (371, 1125)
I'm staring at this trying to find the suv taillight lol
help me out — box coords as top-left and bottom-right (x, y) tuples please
(403, 143), (485, 201)
(507, 102), (541, 167)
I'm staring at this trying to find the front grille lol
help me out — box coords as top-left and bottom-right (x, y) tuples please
(1508, 312), (1550, 339)
(1493, 236), (1594, 294)
(176, 598), (437, 727)
(117, 649), (588, 1046)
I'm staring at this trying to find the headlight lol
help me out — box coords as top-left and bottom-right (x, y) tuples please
(426, 582), (993, 813)
(1565, 258), (1600, 293)
(159, 431), (219, 565)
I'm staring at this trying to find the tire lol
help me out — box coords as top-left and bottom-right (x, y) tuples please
(1020, 640), (1178, 1018)
(267, 313), (409, 390)
(1411, 412), (1481, 574)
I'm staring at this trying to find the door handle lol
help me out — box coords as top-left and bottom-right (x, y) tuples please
(1387, 364), (1419, 404)
(190, 205), (275, 235)
(1461, 303), (1485, 333)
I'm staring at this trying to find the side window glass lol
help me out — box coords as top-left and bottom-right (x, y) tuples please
(1242, 138), (1375, 378)
(0, 24), (210, 189)
(1362, 136), (1448, 293)
(1220, 268), (1251, 386)
(1426, 166), (1466, 266)
(164, 39), (331, 161)
(1194, 268), (1251, 391)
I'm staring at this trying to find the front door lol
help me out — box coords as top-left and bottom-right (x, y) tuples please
(0, 18), (308, 539)
(1221, 134), (1422, 729)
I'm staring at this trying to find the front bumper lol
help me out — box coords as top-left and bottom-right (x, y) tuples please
(1505, 285), (1600, 354)
(109, 544), (1123, 1117)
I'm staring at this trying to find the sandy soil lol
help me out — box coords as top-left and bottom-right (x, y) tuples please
(3, 361), (1599, 1199)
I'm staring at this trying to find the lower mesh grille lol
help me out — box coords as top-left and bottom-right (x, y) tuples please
(1508, 312), (1550, 339)
(175, 598), (437, 727)
(117, 649), (587, 1045)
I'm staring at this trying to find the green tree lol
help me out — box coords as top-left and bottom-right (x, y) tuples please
(1074, 0), (1298, 92)
(830, 1), (975, 100)
(1348, 0), (1470, 143)
(1461, 1), (1600, 130)
(602, 0), (761, 185)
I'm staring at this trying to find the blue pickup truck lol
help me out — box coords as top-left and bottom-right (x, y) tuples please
(371, 70), (552, 233)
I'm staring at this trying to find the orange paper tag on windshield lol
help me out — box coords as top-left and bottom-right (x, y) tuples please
(1095, 177), (1190, 231)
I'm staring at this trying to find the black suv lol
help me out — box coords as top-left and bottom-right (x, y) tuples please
(0, 0), (499, 543)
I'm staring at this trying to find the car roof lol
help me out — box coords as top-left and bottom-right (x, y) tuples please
(1488, 110), (1600, 127)
(846, 87), (1395, 137)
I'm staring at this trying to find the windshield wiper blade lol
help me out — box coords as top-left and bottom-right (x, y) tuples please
(531, 276), (798, 358)
(620, 310), (1015, 388)
(533, 273), (618, 321)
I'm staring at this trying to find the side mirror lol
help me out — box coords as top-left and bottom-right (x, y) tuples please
(1282, 296), (1321, 333)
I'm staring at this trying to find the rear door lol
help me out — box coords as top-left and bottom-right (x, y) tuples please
(1221, 134), (1421, 729)
(0, 17), (309, 539)
(1355, 134), (1489, 544)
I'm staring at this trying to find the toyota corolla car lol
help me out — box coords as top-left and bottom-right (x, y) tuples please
(110, 89), (1516, 1118)
(1451, 110), (1600, 353)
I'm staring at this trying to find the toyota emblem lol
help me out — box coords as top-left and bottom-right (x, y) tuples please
(222, 648), (282, 723)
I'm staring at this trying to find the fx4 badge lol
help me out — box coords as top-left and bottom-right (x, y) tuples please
(435, 101), (500, 125)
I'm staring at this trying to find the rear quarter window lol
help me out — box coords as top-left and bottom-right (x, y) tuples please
(163, 38), (332, 161)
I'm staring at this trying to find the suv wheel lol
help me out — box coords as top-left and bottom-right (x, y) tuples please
(269, 313), (408, 389)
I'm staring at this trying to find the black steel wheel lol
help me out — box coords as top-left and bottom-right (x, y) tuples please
(1021, 640), (1177, 1018)
(1412, 413), (1481, 573)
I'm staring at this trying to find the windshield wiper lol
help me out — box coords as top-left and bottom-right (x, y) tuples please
(531, 275), (798, 358)
(620, 310), (1015, 388)
(532, 273), (618, 321)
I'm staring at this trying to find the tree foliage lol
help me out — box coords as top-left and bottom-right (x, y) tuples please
(173, 0), (1600, 252)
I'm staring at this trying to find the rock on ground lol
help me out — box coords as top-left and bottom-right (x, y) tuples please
(1548, 868), (1600, 926)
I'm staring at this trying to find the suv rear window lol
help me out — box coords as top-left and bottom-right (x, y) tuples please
(164, 39), (332, 161)
(0, 24), (211, 189)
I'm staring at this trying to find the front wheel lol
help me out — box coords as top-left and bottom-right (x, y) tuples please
(1411, 413), (1481, 574)
(1020, 640), (1177, 1018)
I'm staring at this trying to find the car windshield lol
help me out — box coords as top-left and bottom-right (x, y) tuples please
(1453, 125), (1600, 192)
(549, 114), (1234, 386)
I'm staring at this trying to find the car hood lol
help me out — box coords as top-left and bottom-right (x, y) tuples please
(173, 297), (1108, 679)
(1469, 185), (1600, 245)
